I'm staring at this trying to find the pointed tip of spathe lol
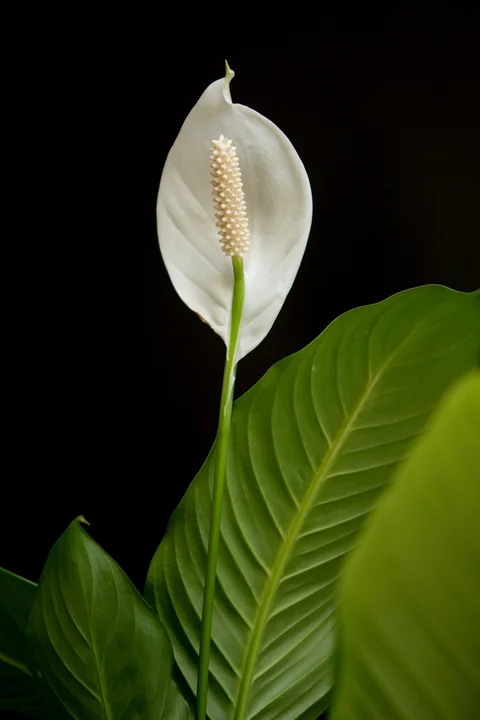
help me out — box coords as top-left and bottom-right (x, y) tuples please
(223, 60), (235, 104)
(224, 59), (234, 79)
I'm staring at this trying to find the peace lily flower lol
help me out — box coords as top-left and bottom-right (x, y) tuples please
(157, 63), (312, 360)
(157, 63), (313, 720)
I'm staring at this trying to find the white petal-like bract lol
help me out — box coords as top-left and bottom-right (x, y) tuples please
(157, 66), (312, 360)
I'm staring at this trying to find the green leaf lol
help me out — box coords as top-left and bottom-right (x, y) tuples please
(0, 568), (38, 712)
(163, 681), (195, 720)
(330, 370), (480, 720)
(145, 285), (480, 720)
(29, 517), (175, 720)
(0, 568), (71, 719)
(162, 667), (195, 720)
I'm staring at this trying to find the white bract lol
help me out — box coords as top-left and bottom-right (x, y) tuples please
(157, 64), (312, 360)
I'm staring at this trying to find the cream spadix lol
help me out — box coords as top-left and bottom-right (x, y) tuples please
(211, 134), (251, 258)
(157, 63), (312, 360)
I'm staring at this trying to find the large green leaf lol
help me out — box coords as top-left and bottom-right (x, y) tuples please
(0, 568), (70, 719)
(28, 517), (178, 720)
(330, 370), (480, 720)
(146, 286), (480, 719)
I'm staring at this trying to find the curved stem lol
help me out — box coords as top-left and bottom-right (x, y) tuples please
(196, 257), (245, 720)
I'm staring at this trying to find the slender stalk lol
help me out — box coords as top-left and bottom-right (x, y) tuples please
(197, 257), (245, 720)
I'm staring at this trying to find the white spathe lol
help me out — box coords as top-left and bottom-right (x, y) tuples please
(157, 64), (313, 360)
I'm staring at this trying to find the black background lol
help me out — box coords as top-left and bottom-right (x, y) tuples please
(2, 5), (480, 719)
(121, 8), (478, 590)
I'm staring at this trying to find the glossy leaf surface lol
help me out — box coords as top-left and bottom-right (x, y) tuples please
(29, 518), (177, 720)
(146, 286), (480, 719)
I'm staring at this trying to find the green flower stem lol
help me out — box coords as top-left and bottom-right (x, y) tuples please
(197, 256), (245, 720)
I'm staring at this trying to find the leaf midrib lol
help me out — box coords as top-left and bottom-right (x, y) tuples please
(233, 324), (422, 720)
(77, 552), (114, 720)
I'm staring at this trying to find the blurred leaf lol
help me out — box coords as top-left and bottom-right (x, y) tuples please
(331, 371), (480, 720)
